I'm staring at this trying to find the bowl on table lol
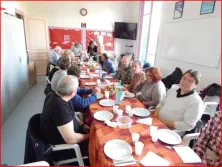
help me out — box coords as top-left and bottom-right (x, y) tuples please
(117, 116), (133, 129)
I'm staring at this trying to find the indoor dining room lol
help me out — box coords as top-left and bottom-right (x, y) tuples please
(1, 1), (221, 166)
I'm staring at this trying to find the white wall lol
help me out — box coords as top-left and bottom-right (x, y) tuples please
(26, 1), (140, 57)
(2, 1), (29, 15)
(155, 1), (221, 90)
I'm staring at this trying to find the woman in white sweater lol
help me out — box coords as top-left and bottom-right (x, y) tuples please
(135, 67), (166, 107)
(154, 70), (204, 131)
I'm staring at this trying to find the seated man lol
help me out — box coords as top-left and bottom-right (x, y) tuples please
(114, 54), (133, 85)
(154, 70), (204, 131)
(67, 65), (99, 111)
(40, 76), (89, 157)
(51, 53), (71, 91)
(194, 111), (221, 166)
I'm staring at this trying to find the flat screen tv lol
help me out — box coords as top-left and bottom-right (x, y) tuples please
(114, 22), (137, 40)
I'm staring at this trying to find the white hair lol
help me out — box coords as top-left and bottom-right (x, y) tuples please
(56, 75), (79, 96)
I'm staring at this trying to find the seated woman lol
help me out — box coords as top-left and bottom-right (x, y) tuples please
(71, 42), (82, 57)
(101, 53), (115, 74)
(67, 65), (99, 112)
(135, 67), (166, 107)
(154, 70), (204, 131)
(127, 60), (145, 93)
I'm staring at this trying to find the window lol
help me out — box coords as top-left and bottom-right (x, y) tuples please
(138, 1), (163, 66)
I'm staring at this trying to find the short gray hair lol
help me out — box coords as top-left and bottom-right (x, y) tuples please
(132, 60), (142, 67)
(56, 75), (79, 96)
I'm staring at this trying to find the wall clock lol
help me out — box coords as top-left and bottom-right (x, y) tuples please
(80, 8), (87, 16)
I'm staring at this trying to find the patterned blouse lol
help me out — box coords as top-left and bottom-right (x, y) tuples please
(194, 111), (221, 166)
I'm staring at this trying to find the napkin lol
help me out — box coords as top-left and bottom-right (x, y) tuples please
(140, 151), (170, 166)
(113, 156), (136, 166)
(173, 146), (202, 163)
(104, 120), (117, 128)
(137, 117), (153, 125)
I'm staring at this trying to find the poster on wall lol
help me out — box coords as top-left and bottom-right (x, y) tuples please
(173, 1), (184, 19)
(200, 1), (215, 15)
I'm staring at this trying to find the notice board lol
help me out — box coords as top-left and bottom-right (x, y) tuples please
(49, 28), (82, 49)
(86, 30), (114, 50)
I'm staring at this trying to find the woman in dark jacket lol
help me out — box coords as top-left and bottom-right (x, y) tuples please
(101, 53), (115, 74)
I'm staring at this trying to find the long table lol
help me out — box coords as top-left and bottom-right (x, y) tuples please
(79, 66), (202, 166)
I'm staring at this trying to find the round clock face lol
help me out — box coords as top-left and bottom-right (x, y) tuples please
(80, 8), (87, 16)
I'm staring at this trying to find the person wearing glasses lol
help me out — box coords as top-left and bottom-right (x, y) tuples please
(154, 70), (204, 131)
(127, 60), (145, 93)
(135, 67), (166, 107)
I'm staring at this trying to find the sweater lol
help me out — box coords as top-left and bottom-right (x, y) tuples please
(71, 88), (97, 111)
(157, 85), (204, 131)
(136, 80), (166, 106)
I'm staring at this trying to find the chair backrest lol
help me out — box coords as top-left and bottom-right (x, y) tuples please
(24, 114), (47, 164)
(203, 95), (219, 118)
(182, 133), (200, 147)
(29, 114), (42, 139)
(46, 76), (51, 84)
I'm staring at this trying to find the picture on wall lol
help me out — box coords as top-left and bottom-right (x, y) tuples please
(174, 1), (184, 19)
(200, 1), (216, 15)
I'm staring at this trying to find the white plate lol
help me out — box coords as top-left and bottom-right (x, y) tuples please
(157, 129), (182, 145)
(104, 139), (132, 161)
(94, 111), (114, 121)
(96, 93), (104, 99)
(80, 74), (90, 79)
(84, 82), (96, 86)
(105, 76), (113, 79)
(124, 91), (135, 98)
(133, 108), (150, 117)
(99, 99), (116, 107)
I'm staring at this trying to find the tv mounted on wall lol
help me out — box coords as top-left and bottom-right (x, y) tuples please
(114, 22), (137, 40)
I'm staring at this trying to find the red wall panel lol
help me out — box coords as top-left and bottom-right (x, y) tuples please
(86, 30), (114, 50)
(49, 28), (82, 49)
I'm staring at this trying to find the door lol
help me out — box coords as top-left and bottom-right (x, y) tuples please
(1, 13), (29, 123)
(24, 16), (49, 75)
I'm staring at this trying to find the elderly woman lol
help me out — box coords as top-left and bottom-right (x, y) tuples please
(127, 60), (145, 93)
(154, 70), (204, 131)
(71, 43), (82, 57)
(136, 67), (166, 107)
(101, 53), (115, 74)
